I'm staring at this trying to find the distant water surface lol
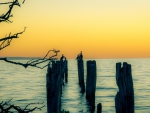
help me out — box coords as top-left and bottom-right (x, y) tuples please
(0, 58), (150, 113)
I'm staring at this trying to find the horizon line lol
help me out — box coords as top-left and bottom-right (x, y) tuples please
(0, 56), (150, 59)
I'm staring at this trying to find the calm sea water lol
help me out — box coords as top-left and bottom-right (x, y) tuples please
(0, 58), (150, 113)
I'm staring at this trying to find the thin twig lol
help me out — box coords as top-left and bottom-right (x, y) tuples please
(0, 99), (44, 113)
(0, 0), (21, 23)
(0, 49), (60, 69)
(0, 27), (26, 50)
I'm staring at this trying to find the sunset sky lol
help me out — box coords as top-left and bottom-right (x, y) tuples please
(0, 0), (150, 59)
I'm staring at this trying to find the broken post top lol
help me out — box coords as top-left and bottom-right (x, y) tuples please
(76, 51), (83, 60)
(116, 62), (132, 87)
(87, 60), (96, 65)
(60, 54), (66, 61)
(116, 62), (131, 75)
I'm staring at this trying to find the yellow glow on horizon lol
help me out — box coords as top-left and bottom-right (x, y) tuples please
(1, 0), (150, 58)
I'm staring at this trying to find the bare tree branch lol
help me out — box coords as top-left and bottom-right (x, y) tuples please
(23, 102), (44, 111)
(0, 0), (26, 49)
(0, 0), (20, 23)
(0, 49), (60, 69)
(22, 0), (26, 4)
(0, 27), (26, 50)
(27, 49), (59, 64)
(0, 99), (45, 113)
(0, 1), (47, 112)
(0, 2), (14, 5)
(0, 27), (26, 41)
(0, 1), (60, 70)
(0, 0), (26, 22)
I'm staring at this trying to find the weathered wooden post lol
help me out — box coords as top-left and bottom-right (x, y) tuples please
(60, 60), (64, 95)
(77, 59), (85, 93)
(46, 61), (62, 113)
(97, 103), (102, 113)
(60, 60), (65, 81)
(115, 62), (134, 113)
(60, 60), (65, 85)
(64, 60), (68, 82)
(60, 60), (68, 83)
(86, 60), (97, 111)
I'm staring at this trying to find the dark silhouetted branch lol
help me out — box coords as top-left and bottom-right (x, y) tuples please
(0, 0), (20, 23)
(22, 0), (26, 4)
(0, 49), (60, 69)
(0, 0), (26, 49)
(0, 0), (26, 23)
(0, 27), (26, 50)
(0, 99), (45, 113)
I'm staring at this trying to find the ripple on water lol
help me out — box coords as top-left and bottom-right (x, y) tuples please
(1, 59), (150, 112)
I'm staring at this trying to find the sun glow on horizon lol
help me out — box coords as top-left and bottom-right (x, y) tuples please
(1, 0), (150, 58)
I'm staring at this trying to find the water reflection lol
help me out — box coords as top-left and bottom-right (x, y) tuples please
(1, 59), (150, 112)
